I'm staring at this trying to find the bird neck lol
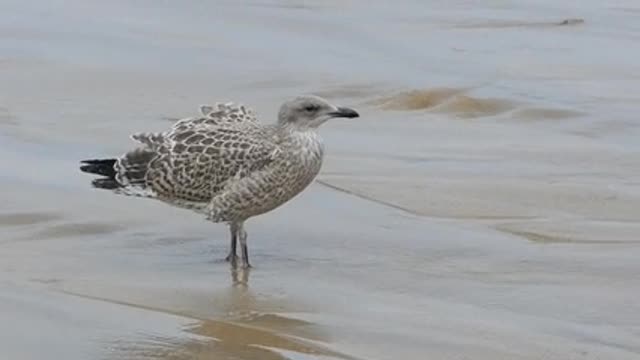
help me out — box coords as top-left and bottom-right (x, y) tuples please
(277, 121), (319, 133)
(277, 124), (323, 152)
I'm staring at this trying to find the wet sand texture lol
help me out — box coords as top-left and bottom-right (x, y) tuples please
(1, 1), (640, 360)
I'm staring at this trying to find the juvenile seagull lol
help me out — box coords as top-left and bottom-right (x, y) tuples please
(80, 95), (359, 268)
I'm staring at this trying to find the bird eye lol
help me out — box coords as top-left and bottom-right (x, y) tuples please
(304, 105), (318, 112)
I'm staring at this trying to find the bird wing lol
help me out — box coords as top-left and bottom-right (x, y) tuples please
(199, 102), (258, 123)
(112, 101), (270, 201)
(169, 102), (259, 133)
(127, 122), (279, 203)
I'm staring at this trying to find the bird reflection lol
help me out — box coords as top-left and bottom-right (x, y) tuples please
(230, 266), (250, 287)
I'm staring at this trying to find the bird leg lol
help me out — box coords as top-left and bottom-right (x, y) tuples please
(225, 223), (239, 265)
(237, 222), (251, 268)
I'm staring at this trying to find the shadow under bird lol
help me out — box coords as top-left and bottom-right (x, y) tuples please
(79, 95), (359, 268)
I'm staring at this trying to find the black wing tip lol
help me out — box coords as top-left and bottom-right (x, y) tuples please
(80, 158), (117, 165)
(79, 158), (118, 178)
(91, 178), (121, 190)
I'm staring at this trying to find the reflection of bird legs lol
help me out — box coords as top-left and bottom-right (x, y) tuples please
(231, 266), (250, 286)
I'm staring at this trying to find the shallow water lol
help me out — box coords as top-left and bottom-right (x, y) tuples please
(1, 1), (640, 359)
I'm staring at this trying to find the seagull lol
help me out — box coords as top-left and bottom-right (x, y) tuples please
(80, 95), (359, 268)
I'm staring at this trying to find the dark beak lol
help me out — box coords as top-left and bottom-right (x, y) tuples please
(329, 107), (359, 119)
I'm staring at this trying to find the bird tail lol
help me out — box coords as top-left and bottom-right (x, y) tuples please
(79, 158), (121, 189)
(80, 148), (157, 197)
(80, 158), (117, 177)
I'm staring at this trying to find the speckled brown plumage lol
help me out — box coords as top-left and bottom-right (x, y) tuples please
(80, 95), (359, 267)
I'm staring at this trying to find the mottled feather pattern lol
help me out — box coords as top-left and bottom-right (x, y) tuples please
(149, 123), (281, 205)
(114, 148), (155, 186)
(207, 130), (323, 222)
(107, 102), (324, 223)
(80, 95), (359, 267)
(199, 102), (258, 124)
(169, 102), (258, 133)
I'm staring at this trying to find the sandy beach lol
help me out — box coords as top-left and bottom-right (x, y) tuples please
(1, 1), (639, 359)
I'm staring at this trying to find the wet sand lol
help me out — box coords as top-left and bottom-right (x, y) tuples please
(2, 1), (640, 359)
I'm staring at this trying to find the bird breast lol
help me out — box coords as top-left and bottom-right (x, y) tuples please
(280, 130), (325, 192)
(263, 130), (324, 206)
(206, 129), (326, 222)
(289, 130), (324, 168)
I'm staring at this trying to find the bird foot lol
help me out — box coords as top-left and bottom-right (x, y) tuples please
(224, 254), (251, 269)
